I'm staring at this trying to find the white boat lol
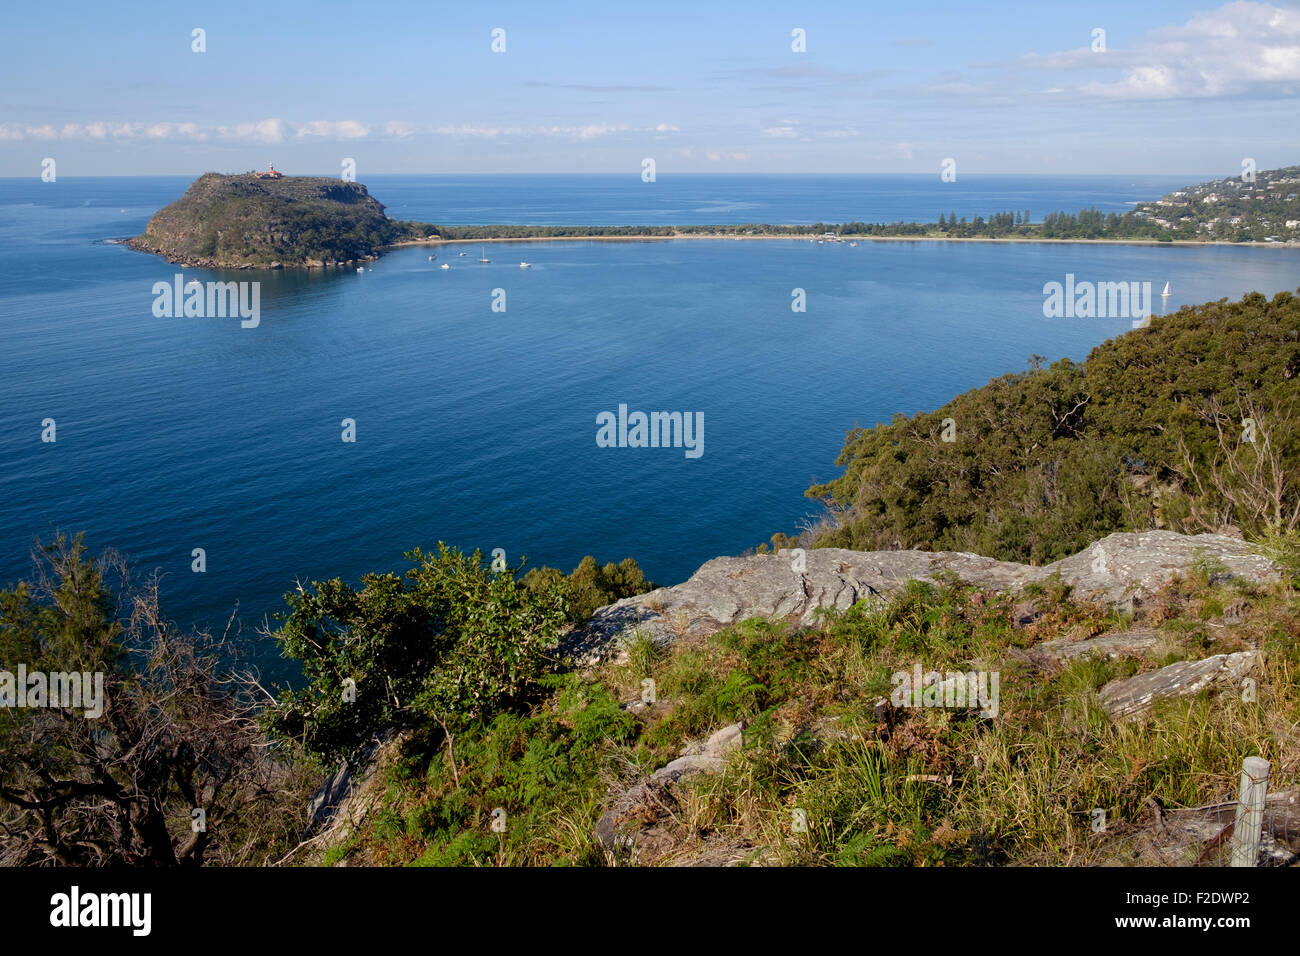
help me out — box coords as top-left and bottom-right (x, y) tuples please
(357, 267), (364, 274)
(458, 252), (467, 257)
(478, 247), (491, 263)
(1161, 281), (1172, 296)
(849, 241), (857, 247)
(440, 263), (450, 270)
(428, 255), (436, 261)
(519, 261), (531, 268)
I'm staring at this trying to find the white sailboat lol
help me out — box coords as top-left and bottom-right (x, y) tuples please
(478, 247), (491, 263)
(1161, 281), (1172, 296)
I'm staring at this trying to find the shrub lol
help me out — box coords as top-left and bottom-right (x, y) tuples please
(269, 543), (568, 762)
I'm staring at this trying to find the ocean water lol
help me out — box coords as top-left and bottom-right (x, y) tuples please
(1, 175), (1297, 681)
(364, 173), (1195, 226)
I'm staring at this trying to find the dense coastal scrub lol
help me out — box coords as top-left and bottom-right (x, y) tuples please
(0, 535), (314, 866)
(790, 290), (1300, 565)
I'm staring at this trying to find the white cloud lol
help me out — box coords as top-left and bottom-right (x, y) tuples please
(655, 123), (679, 132)
(0, 123), (57, 141)
(1059, 2), (1300, 99)
(215, 119), (285, 144)
(0, 118), (370, 144)
(434, 124), (511, 137)
(1, 121), (206, 141)
(762, 126), (798, 138)
(540, 123), (630, 140)
(293, 120), (369, 139)
(145, 122), (201, 139)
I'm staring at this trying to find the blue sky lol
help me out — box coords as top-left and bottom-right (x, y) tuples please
(1, 0), (1298, 176)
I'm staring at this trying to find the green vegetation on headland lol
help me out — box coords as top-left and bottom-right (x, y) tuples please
(1130, 164), (1300, 242)
(124, 172), (436, 269)
(771, 289), (1300, 566)
(125, 165), (1300, 272)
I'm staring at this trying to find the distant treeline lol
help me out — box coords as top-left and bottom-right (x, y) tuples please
(416, 207), (1193, 242)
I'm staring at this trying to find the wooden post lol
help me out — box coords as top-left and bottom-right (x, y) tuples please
(1229, 756), (1270, 867)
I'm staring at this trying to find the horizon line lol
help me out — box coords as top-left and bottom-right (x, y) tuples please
(0, 170), (1225, 180)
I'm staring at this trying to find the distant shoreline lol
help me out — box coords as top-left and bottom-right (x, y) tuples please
(391, 234), (1300, 249)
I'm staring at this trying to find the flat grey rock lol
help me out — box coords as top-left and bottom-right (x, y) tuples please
(1099, 651), (1260, 720)
(568, 531), (1276, 665)
(1026, 629), (1163, 669)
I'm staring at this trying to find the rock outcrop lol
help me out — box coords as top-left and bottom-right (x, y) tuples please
(594, 722), (747, 863)
(568, 531), (1277, 665)
(302, 732), (407, 863)
(1021, 629), (1163, 671)
(1099, 651), (1261, 720)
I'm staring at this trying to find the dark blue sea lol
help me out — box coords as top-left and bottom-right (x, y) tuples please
(2, 174), (1298, 680)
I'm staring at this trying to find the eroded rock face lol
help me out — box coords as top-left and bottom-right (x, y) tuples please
(568, 531), (1277, 665)
(1049, 531), (1270, 604)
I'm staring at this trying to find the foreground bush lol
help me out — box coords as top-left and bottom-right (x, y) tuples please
(268, 544), (568, 763)
(0, 535), (303, 866)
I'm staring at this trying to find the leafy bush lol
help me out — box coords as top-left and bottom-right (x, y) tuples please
(268, 543), (568, 762)
(523, 555), (653, 623)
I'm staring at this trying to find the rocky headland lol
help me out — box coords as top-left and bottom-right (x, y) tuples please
(124, 172), (436, 270)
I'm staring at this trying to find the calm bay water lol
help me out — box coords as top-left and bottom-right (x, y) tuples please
(1, 174), (1297, 679)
